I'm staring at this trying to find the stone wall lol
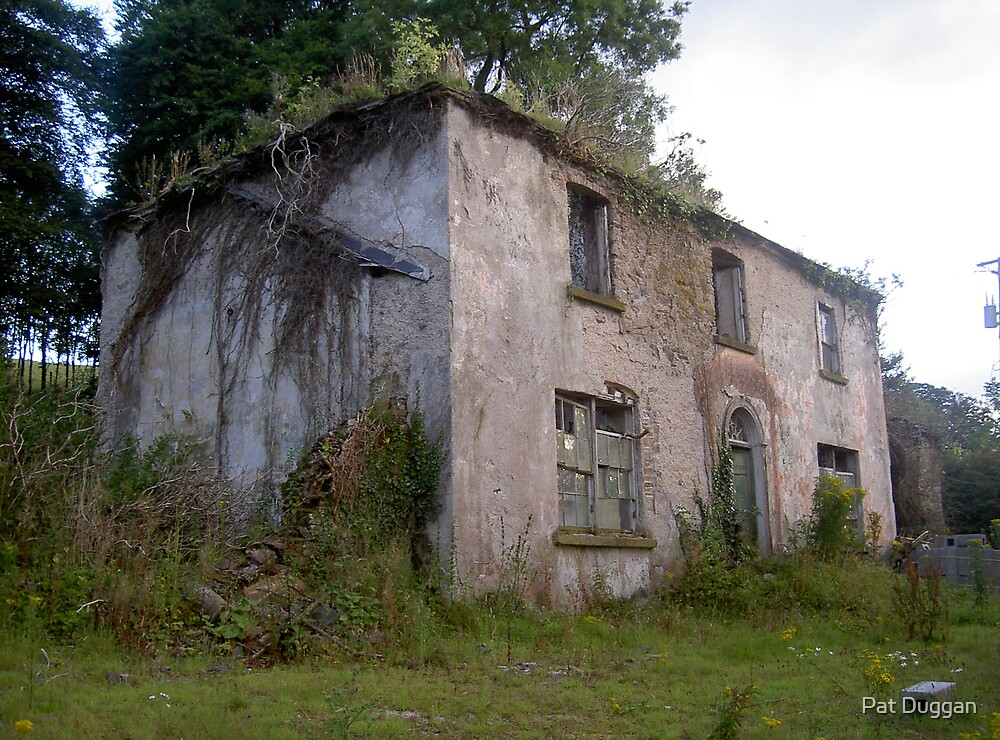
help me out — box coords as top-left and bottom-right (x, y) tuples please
(887, 416), (945, 534)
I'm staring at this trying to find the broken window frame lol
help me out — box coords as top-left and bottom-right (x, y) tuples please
(817, 443), (863, 534)
(555, 392), (638, 533)
(817, 303), (842, 376)
(712, 251), (749, 344)
(567, 184), (611, 297)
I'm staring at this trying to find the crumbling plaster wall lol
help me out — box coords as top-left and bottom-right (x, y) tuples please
(446, 104), (719, 604)
(693, 236), (895, 547)
(443, 101), (893, 605)
(100, 122), (453, 530)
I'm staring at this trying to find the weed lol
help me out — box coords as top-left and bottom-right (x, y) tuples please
(489, 515), (533, 614)
(387, 18), (447, 91)
(708, 681), (756, 740)
(325, 669), (381, 737)
(970, 539), (988, 610)
(865, 510), (883, 557)
(892, 558), (947, 642)
(858, 650), (895, 698)
(672, 439), (756, 610)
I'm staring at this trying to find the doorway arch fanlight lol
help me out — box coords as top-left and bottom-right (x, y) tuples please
(725, 406), (770, 553)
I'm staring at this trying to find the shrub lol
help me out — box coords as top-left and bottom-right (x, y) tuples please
(674, 440), (754, 570)
(806, 476), (865, 561)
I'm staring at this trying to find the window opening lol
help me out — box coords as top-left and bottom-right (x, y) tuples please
(556, 393), (636, 532)
(567, 185), (610, 295)
(818, 304), (841, 375)
(727, 413), (749, 444)
(713, 251), (748, 342)
(817, 443), (862, 533)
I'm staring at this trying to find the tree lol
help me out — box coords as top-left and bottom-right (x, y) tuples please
(105, 0), (354, 200)
(105, 0), (697, 201)
(0, 0), (105, 378)
(421, 0), (688, 167)
(884, 362), (1000, 535)
(423, 0), (687, 94)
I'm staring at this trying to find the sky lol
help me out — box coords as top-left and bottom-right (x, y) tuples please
(650, 0), (1000, 398)
(79, 0), (1000, 397)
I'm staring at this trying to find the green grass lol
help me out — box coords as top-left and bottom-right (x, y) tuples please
(2, 587), (997, 738)
(2, 376), (997, 737)
(4, 359), (95, 393)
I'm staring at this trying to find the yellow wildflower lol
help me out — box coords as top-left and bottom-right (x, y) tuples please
(762, 716), (782, 728)
(14, 719), (33, 732)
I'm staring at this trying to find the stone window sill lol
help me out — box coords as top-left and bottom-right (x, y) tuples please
(713, 334), (758, 355)
(566, 285), (626, 313)
(819, 368), (849, 385)
(554, 531), (657, 549)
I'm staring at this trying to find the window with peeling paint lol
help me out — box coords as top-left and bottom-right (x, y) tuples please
(556, 393), (637, 532)
(817, 443), (863, 533)
(817, 303), (842, 375)
(712, 250), (748, 343)
(567, 185), (610, 295)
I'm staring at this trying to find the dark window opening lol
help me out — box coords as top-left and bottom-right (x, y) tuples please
(818, 303), (841, 375)
(713, 251), (748, 343)
(568, 185), (610, 295)
(817, 443), (862, 532)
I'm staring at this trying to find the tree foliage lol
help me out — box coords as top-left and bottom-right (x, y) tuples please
(104, 0), (701, 201)
(424, 0), (688, 169)
(105, 0), (355, 199)
(423, 0), (687, 95)
(0, 0), (104, 377)
(884, 359), (1000, 535)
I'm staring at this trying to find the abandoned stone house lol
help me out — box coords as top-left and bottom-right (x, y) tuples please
(100, 84), (896, 605)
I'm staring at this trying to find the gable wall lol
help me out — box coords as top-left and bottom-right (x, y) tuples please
(100, 115), (454, 531)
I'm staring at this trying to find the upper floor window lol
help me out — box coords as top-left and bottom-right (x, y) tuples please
(556, 392), (637, 532)
(567, 185), (610, 296)
(713, 251), (748, 343)
(817, 303), (842, 375)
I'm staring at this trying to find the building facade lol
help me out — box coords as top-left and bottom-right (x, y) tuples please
(101, 86), (895, 605)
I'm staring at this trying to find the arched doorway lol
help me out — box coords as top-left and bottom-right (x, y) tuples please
(727, 408), (770, 553)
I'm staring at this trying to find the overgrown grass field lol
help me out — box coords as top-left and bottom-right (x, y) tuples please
(2, 368), (998, 738)
(2, 583), (998, 738)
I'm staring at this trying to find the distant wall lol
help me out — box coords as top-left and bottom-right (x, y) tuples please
(913, 544), (1000, 593)
(887, 416), (945, 534)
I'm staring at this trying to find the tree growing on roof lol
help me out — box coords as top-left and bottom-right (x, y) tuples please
(104, 0), (696, 202)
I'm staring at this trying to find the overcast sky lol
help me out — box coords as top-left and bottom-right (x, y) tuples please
(651, 0), (1000, 398)
(654, 0), (1000, 395)
(82, 0), (1000, 396)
